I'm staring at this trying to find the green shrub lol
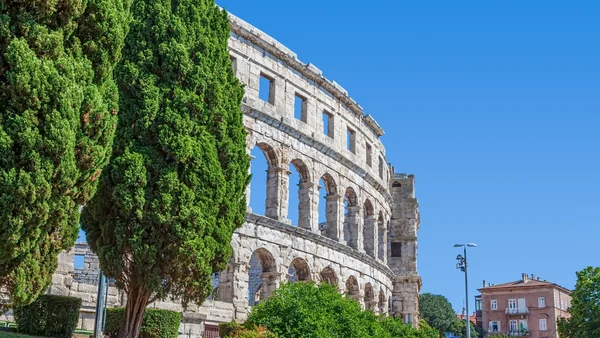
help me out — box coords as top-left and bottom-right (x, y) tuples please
(219, 322), (243, 337)
(14, 295), (81, 338)
(104, 308), (181, 338)
(246, 282), (436, 338)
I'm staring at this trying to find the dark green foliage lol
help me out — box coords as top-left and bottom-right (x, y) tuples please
(557, 266), (600, 338)
(104, 308), (181, 338)
(246, 282), (437, 338)
(80, 0), (248, 335)
(219, 322), (243, 338)
(0, 0), (131, 309)
(13, 295), (81, 338)
(418, 293), (458, 337)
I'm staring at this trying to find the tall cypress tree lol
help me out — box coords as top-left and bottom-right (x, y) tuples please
(80, 0), (249, 336)
(0, 0), (131, 310)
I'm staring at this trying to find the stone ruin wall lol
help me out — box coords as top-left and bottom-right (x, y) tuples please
(1, 12), (422, 338)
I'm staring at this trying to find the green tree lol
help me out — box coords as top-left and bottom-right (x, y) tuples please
(418, 293), (458, 336)
(558, 266), (600, 338)
(0, 0), (131, 310)
(246, 282), (436, 338)
(80, 0), (249, 337)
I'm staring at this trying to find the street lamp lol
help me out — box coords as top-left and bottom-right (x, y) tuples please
(454, 243), (477, 338)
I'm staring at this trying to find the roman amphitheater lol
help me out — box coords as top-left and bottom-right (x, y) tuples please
(3, 12), (422, 338)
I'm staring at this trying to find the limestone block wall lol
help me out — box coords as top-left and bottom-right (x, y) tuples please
(2, 10), (423, 338)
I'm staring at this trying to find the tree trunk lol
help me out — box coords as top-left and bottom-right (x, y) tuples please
(118, 286), (151, 338)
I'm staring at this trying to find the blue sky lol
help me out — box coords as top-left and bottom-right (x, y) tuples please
(218, 0), (600, 313)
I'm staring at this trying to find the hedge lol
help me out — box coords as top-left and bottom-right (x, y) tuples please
(104, 308), (181, 338)
(14, 295), (82, 338)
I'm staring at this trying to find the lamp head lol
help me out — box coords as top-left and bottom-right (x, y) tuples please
(467, 243), (477, 247)
(453, 244), (463, 247)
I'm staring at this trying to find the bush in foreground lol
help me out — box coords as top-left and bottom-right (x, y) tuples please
(245, 282), (437, 338)
(104, 308), (181, 338)
(14, 295), (81, 338)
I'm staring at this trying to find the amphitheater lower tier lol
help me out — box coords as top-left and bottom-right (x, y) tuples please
(0, 213), (420, 338)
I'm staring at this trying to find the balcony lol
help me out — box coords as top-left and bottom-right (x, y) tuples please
(505, 307), (529, 315)
(485, 330), (530, 337)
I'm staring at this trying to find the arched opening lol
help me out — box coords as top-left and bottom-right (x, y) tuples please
(288, 257), (311, 282)
(364, 283), (375, 311)
(248, 248), (277, 306)
(346, 276), (360, 302)
(377, 213), (386, 261)
(319, 173), (339, 240)
(378, 288), (386, 314)
(249, 143), (279, 217)
(289, 159), (311, 228)
(363, 200), (375, 257)
(320, 267), (338, 285)
(343, 187), (359, 249)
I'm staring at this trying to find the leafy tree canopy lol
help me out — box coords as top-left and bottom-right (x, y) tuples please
(419, 293), (458, 336)
(246, 282), (437, 338)
(0, 0), (131, 310)
(558, 266), (600, 338)
(80, 0), (249, 336)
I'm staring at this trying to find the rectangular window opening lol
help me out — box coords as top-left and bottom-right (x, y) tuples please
(366, 143), (372, 167)
(294, 93), (307, 122)
(491, 299), (497, 310)
(74, 254), (85, 269)
(346, 128), (356, 154)
(378, 157), (384, 179)
(539, 318), (547, 331)
(230, 55), (237, 74)
(323, 110), (334, 138)
(259, 73), (275, 104)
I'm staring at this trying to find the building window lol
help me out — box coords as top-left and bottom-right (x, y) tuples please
(404, 313), (413, 325)
(230, 55), (237, 74)
(378, 156), (384, 179)
(323, 110), (334, 138)
(489, 321), (500, 332)
(294, 93), (307, 122)
(259, 73), (275, 104)
(475, 296), (482, 311)
(491, 299), (497, 310)
(366, 143), (372, 167)
(346, 128), (356, 154)
(519, 320), (528, 331)
(538, 296), (546, 308)
(508, 298), (517, 309)
(510, 320), (518, 332)
(539, 318), (547, 331)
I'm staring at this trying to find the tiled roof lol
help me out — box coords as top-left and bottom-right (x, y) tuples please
(479, 278), (571, 293)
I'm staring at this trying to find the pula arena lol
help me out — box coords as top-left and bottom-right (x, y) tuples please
(2, 12), (422, 337)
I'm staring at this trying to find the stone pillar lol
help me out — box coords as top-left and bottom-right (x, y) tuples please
(218, 262), (250, 322)
(260, 272), (282, 300)
(265, 166), (290, 222)
(364, 215), (377, 257)
(391, 276), (421, 327)
(345, 206), (362, 250)
(297, 182), (319, 233)
(324, 194), (342, 241)
(378, 225), (388, 264)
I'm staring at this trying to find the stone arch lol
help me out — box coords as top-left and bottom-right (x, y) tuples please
(345, 276), (360, 302)
(378, 288), (386, 314)
(319, 173), (340, 241)
(248, 248), (279, 305)
(377, 212), (386, 261)
(288, 257), (311, 282)
(320, 266), (338, 285)
(343, 187), (360, 249)
(289, 158), (315, 229)
(256, 142), (279, 167)
(364, 282), (375, 311)
(363, 199), (376, 257)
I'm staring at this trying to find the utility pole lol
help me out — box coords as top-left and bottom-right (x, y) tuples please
(94, 271), (107, 338)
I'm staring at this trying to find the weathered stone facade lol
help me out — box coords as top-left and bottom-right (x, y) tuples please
(1, 12), (422, 337)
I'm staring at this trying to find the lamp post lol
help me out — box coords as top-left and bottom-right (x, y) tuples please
(454, 243), (477, 338)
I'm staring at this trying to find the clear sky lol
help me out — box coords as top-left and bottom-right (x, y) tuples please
(218, 0), (600, 313)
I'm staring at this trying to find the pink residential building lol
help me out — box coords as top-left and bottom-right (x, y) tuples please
(475, 273), (571, 338)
